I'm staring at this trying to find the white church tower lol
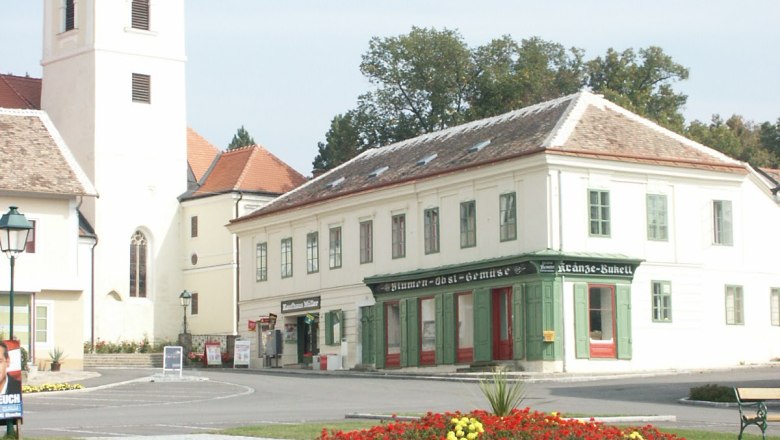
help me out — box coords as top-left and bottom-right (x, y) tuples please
(40, 1), (187, 342)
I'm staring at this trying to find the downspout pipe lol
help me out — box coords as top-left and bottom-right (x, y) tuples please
(234, 191), (243, 335)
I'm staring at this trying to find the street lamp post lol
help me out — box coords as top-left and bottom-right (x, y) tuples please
(179, 290), (192, 334)
(0, 207), (33, 341)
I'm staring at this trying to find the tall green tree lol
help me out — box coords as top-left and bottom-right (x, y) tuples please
(312, 28), (693, 173)
(686, 115), (779, 167)
(359, 27), (474, 138)
(586, 47), (689, 132)
(227, 125), (256, 150)
(469, 36), (584, 119)
(312, 112), (363, 173)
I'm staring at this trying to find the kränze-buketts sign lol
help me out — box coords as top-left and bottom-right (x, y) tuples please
(539, 260), (636, 277)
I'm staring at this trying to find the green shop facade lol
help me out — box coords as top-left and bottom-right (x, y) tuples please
(361, 253), (642, 371)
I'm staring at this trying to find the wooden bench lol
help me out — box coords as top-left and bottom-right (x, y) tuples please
(734, 387), (780, 440)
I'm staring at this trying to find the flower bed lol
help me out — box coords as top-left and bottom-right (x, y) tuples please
(23, 383), (84, 393)
(320, 409), (680, 440)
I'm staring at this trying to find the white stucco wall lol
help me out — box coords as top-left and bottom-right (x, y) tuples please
(41, 0), (187, 344)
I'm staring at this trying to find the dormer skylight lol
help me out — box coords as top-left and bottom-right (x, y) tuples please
(417, 153), (438, 166)
(368, 166), (389, 178)
(325, 176), (345, 189)
(468, 139), (491, 153)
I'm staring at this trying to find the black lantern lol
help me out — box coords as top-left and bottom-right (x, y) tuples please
(0, 206), (33, 340)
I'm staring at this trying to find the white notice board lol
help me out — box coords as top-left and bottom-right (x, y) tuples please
(234, 339), (251, 368)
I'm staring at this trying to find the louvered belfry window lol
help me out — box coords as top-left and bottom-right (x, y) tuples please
(131, 0), (150, 30)
(132, 73), (151, 103)
(64, 0), (75, 31)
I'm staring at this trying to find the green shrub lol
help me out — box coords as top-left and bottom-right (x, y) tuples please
(479, 370), (525, 416)
(689, 384), (736, 403)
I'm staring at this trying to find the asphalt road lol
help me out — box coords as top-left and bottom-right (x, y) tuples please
(19, 365), (780, 438)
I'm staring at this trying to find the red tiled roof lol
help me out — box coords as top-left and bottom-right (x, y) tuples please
(191, 145), (306, 197)
(187, 127), (220, 182)
(234, 91), (747, 223)
(0, 74), (41, 109)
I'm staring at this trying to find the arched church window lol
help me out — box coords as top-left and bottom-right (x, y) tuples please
(129, 230), (147, 298)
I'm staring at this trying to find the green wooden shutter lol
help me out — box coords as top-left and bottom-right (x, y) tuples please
(399, 300), (408, 366)
(406, 298), (420, 367)
(616, 284), (633, 360)
(325, 311), (333, 345)
(573, 283), (589, 359)
(435, 294), (444, 363)
(525, 283), (543, 360)
(474, 288), (491, 362)
(442, 293), (455, 364)
(512, 284), (524, 359)
(375, 303), (386, 369)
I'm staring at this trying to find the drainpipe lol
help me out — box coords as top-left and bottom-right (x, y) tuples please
(90, 235), (98, 349)
(558, 170), (564, 251)
(234, 191), (243, 335)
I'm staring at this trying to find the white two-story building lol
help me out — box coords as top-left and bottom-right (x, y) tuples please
(229, 91), (780, 373)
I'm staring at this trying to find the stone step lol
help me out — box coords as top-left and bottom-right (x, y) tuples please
(83, 353), (163, 369)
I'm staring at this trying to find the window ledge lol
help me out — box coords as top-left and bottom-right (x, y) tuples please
(124, 27), (157, 36)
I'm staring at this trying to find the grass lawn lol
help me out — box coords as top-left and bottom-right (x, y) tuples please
(220, 420), (780, 440)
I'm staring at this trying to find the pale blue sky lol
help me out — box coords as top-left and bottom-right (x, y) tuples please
(3, 1), (779, 175)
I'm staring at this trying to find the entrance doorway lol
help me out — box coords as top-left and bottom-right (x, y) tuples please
(491, 287), (513, 360)
(296, 314), (319, 364)
(588, 285), (616, 358)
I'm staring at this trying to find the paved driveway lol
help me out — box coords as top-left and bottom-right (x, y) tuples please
(20, 365), (780, 438)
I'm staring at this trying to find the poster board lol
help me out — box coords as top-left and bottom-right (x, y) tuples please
(233, 340), (250, 368)
(162, 346), (183, 377)
(0, 340), (22, 420)
(204, 342), (222, 366)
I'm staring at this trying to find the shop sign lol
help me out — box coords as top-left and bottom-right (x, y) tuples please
(281, 296), (321, 313)
(372, 262), (535, 294)
(538, 260), (637, 277)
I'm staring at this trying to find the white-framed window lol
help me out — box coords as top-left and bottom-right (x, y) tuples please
(329, 227), (342, 269)
(190, 292), (199, 315)
(280, 238), (293, 278)
(306, 232), (319, 273)
(131, 0), (150, 30)
(499, 192), (517, 241)
(725, 285), (744, 325)
(129, 230), (147, 297)
(255, 242), (267, 282)
(424, 208), (439, 254)
(652, 280), (672, 322)
(392, 214), (406, 259)
(360, 220), (373, 264)
(713, 200), (733, 245)
(460, 201), (476, 248)
(646, 194), (668, 241)
(589, 189), (610, 237)
(30, 300), (55, 356)
(771, 288), (780, 326)
(190, 216), (198, 238)
(325, 310), (342, 345)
